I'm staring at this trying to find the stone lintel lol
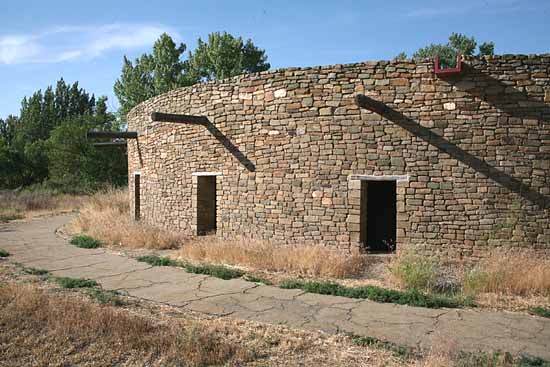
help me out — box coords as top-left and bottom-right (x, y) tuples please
(349, 175), (409, 182)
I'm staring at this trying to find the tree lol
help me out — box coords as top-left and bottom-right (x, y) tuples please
(0, 78), (125, 191)
(185, 32), (270, 81)
(114, 32), (270, 118)
(397, 33), (495, 67)
(114, 33), (191, 117)
(46, 115), (127, 192)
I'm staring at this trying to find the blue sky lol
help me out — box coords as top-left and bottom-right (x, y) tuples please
(1, 0), (549, 117)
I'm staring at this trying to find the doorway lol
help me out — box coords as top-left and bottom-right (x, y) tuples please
(196, 176), (217, 235)
(361, 180), (396, 252)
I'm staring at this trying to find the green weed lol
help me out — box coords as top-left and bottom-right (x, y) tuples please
(70, 235), (102, 249)
(54, 276), (98, 289)
(280, 279), (473, 309)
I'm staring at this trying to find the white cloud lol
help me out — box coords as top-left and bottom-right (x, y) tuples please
(0, 35), (40, 64)
(0, 23), (174, 65)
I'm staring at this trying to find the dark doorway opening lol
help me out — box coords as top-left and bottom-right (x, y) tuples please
(361, 180), (396, 253)
(134, 173), (141, 221)
(197, 176), (217, 235)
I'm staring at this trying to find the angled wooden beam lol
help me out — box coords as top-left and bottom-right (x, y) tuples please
(151, 112), (209, 125)
(87, 131), (138, 139)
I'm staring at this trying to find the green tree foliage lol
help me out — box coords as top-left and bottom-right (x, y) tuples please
(185, 32), (270, 81)
(397, 33), (496, 67)
(0, 79), (126, 191)
(114, 33), (191, 117)
(114, 32), (270, 117)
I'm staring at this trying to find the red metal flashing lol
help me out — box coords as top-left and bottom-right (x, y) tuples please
(434, 55), (462, 76)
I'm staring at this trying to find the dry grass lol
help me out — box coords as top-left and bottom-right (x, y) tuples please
(70, 188), (188, 250)
(464, 251), (550, 297)
(0, 263), (412, 367)
(0, 190), (86, 221)
(0, 282), (250, 366)
(178, 237), (368, 279)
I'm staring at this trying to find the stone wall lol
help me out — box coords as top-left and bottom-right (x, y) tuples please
(127, 54), (550, 260)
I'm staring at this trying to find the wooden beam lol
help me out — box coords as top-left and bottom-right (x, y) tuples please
(92, 142), (128, 148)
(87, 131), (138, 139)
(354, 94), (390, 115)
(151, 112), (209, 125)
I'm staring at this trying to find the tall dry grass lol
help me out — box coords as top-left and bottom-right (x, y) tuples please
(71, 188), (187, 249)
(178, 237), (367, 279)
(0, 190), (86, 221)
(0, 282), (251, 366)
(464, 251), (550, 297)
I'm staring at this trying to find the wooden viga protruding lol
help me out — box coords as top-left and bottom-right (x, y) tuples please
(354, 94), (391, 115)
(150, 112), (209, 125)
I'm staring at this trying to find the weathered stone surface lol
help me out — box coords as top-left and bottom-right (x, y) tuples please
(1, 215), (550, 359)
(127, 55), (550, 260)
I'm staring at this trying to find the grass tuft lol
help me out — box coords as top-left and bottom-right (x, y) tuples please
(528, 307), (550, 319)
(280, 279), (473, 309)
(23, 267), (50, 276)
(0, 211), (24, 223)
(242, 274), (273, 285)
(54, 277), (98, 289)
(136, 255), (244, 280)
(70, 235), (102, 249)
(349, 334), (416, 360)
(0, 249), (10, 257)
(85, 288), (125, 306)
(136, 254), (182, 267)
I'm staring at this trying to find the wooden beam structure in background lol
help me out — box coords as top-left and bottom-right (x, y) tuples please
(151, 112), (209, 125)
(86, 131), (138, 139)
(92, 141), (128, 148)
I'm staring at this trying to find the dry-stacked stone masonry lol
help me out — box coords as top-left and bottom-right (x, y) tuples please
(127, 54), (550, 260)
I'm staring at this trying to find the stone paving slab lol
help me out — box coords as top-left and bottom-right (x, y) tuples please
(1, 215), (549, 359)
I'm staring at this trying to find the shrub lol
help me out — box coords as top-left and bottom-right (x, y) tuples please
(0, 249), (10, 257)
(280, 280), (472, 309)
(54, 277), (98, 289)
(388, 249), (438, 292)
(463, 252), (550, 297)
(70, 235), (102, 249)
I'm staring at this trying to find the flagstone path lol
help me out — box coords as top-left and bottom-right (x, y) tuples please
(1, 215), (549, 359)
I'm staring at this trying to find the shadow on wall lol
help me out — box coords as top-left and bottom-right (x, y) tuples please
(355, 94), (550, 210)
(204, 121), (256, 172)
(141, 114), (256, 173)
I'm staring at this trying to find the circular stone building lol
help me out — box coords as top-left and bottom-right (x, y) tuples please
(127, 55), (550, 260)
